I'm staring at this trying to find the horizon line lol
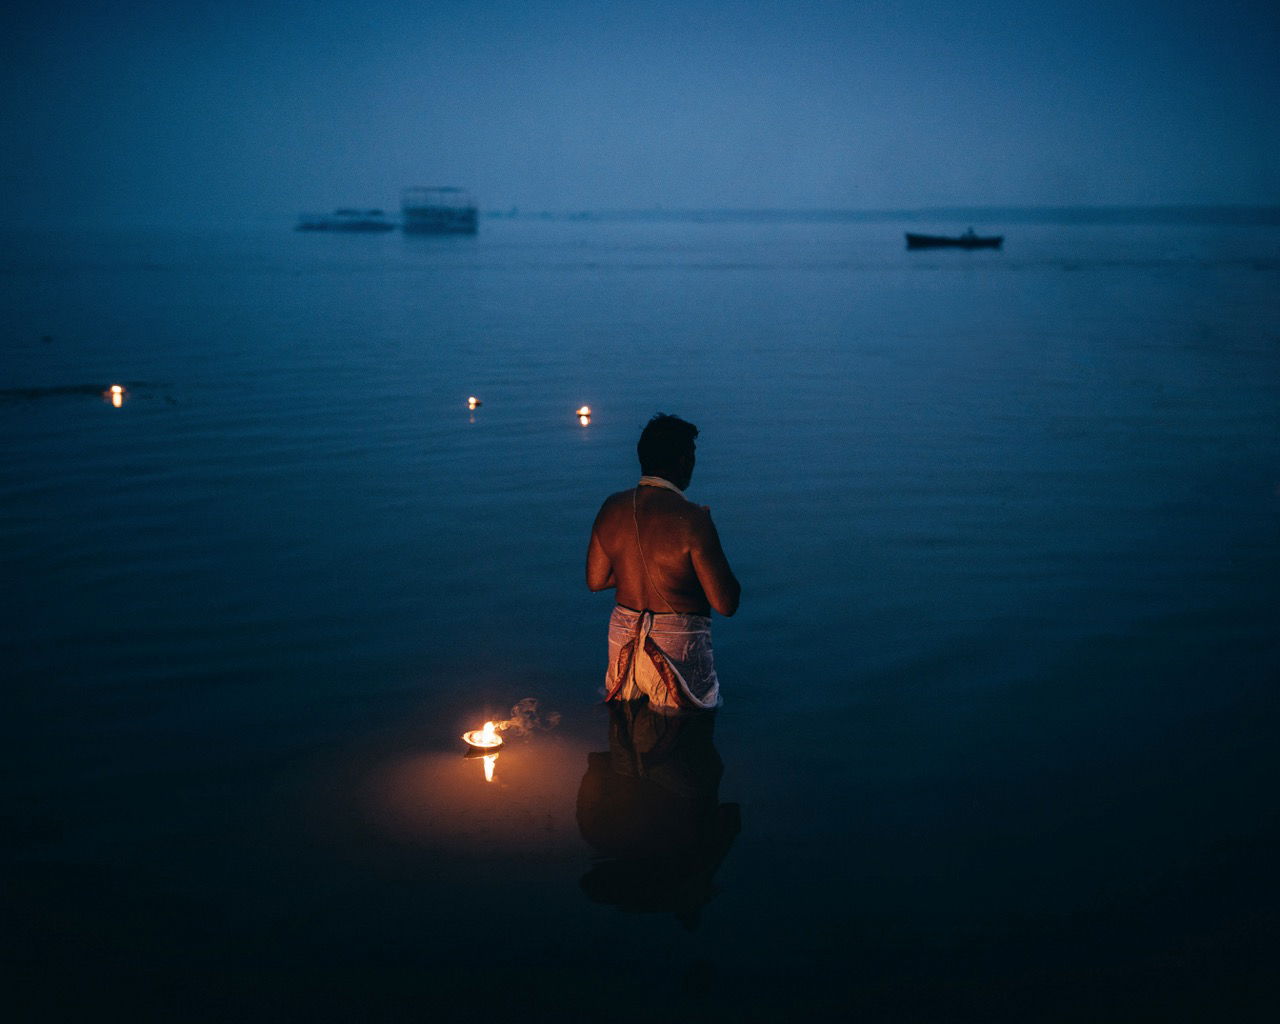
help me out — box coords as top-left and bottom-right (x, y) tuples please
(482, 204), (1280, 224)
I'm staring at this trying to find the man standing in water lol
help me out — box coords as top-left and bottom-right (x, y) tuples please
(586, 413), (740, 710)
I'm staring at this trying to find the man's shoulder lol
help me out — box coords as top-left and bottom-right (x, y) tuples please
(600, 488), (636, 509)
(594, 489), (636, 522)
(651, 491), (712, 538)
(597, 488), (700, 518)
(682, 502), (715, 535)
(599, 487), (704, 521)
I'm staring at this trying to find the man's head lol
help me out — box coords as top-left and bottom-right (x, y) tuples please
(637, 413), (699, 489)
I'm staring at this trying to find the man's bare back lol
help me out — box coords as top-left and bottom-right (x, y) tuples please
(587, 414), (738, 708)
(586, 483), (740, 618)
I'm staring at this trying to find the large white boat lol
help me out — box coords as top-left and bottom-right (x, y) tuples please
(401, 187), (478, 234)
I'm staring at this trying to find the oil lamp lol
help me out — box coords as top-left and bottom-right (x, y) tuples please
(106, 384), (125, 408)
(462, 720), (503, 752)
(467, 395), (482, 410)
(577, 405), (591, 426)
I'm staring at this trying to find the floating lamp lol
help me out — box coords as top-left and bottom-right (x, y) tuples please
(577, 405), (591, 426)
(462, 720), (503, 752)
(106, 384), (125, 408)
(467, 396), (482, 410)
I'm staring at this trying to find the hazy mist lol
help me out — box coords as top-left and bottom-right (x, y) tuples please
(5, 0), (1277, 226)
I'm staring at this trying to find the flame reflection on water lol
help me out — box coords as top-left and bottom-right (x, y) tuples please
(362, 739), (587, 855)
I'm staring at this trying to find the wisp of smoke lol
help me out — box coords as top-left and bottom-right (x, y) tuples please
(494, 698), (561, 738)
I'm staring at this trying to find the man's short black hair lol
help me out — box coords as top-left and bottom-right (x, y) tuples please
(637, 413), (698, 478)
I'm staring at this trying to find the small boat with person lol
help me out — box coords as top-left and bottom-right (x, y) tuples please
(905, 228), (1003, 250)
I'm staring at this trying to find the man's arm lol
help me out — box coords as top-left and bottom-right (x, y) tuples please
(586, 524), (616, 592)
(689, 510), (740, 616)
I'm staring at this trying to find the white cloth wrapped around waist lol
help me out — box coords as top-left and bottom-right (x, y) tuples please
(604, 605), (721, 711)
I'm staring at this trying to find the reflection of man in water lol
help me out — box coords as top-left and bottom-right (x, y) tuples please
(576, 699), (741, 931)
(586, 413), (741, 709)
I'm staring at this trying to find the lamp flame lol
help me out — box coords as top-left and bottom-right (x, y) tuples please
(107, 384), (125, 408)
(467, 396), (481, 410)
(577, 405), (591, 426)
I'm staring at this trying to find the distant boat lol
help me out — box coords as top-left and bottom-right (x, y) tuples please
(905, 228), (1003, 250)
(401, 187), (478, 235)
(296, 209), (396, 232)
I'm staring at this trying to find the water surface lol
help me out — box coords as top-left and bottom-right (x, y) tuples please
(4, 216), (1278, 1020)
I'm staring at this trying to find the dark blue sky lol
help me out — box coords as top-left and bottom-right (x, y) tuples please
(4, 0), (1277, 224)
